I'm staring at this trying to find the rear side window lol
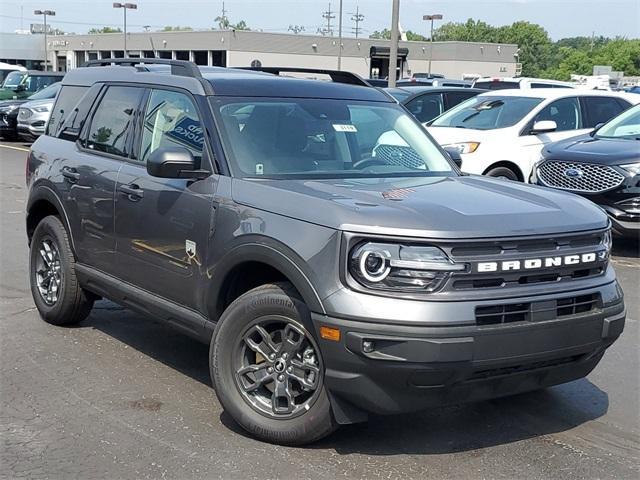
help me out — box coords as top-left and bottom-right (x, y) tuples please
(139, 89), (204, 164)
(445, 91), (479, 110)
(473, 81), (519, 90)
(47, 85), (88, 137)
(85, 86), (143, 157)
(405, 93), (444, 123)
(582, 96), (627, 128)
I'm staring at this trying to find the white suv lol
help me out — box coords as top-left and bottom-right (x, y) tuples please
(424, 89), (639, 181)
(472, 77), (574, 90)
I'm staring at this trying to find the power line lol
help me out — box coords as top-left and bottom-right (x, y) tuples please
(349, 6), (364, 39)
(318, 2), (334, 36)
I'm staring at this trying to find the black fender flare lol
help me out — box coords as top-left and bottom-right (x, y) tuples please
(206, 238), (327, 318)
(26, 183), (75, 252)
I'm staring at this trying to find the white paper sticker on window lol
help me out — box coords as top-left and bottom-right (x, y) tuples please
(332, 124), (358, 133)
(255, 163), (264, 175)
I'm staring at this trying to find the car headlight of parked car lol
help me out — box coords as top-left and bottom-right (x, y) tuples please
(349, 242), (466, 293)
(442, 142), (480, 154)
(32, 105), (50, 113)
(620, 162), (640, 176)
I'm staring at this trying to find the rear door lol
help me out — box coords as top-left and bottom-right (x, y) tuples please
(62, 84), (144, 272)
(444, 90), (481, 111)
(113, 87), (216, 310)
(404, 92), (444, 123)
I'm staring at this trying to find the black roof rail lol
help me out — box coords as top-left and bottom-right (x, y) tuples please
(237, 66), (371, 87)
(84, 58), (202, 79)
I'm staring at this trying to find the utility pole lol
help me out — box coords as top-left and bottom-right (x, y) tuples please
(34, 9), (55, 71)
(423, 14), (443, 77)
(337, 0), (343, 70)
(349, 6), (364, 39)
(389, 0), (400, 87)
(113, 3), (137, 57)
(321, 3), (335, 36)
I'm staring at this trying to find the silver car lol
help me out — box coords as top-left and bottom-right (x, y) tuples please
(17, 85), (59, 140)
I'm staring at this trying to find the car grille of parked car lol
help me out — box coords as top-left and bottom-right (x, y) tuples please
(18, 108), (32, 120)
(615, 197), (640, 215)
(475, 293), (600, 325)
(373, 144), (424, 169)
(537, 160), (625, 193)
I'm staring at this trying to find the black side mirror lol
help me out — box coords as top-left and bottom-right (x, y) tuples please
(147, 147), (207, 179)
(444, 147), (463, 168)
(14, 84), (25, 92)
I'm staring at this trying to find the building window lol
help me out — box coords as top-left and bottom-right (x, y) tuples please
(175, 50), (189, 61)
(193, 50), (208, 65)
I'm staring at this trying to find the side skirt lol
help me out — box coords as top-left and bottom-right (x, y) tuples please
(75, 264), (215, 344)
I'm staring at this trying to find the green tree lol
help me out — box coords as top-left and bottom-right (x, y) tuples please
(369, 29), (427, 41)
(496, 21), (553, 77)
(88, 26), (122, 34)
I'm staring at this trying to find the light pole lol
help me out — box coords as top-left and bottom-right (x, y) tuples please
(34, 9), (55, 71)
(423, 14), (443, 77)
(113, 3), (137, 57)
(337, 0), (343, 70)
(388, 0), (400, 87)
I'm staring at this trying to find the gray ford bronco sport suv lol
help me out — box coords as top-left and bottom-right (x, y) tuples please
(26, 59), (625, 445)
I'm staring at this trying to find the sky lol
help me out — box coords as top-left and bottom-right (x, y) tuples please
(1, 0), (639, 40)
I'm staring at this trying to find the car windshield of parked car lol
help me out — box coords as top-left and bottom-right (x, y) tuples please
(27, 82), (60, 100)
(430, 95), (544, 130)
(595, 105), (640, 140)
(2, 71), (25, 88)
(212, 97), (455, 179)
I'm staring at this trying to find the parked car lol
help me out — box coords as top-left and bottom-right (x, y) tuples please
(473, 77), (574, 90)
(424, 89), (638, 181)
(624, 86), (640, 95)
(0, 70), (63, 100)
(532, 104), (640, 237)
(0, 62), (26, 84)
(366, 78), (388, 87)
(385, 86), (485, 123)
(411, 72), (445, 80)
(26, 59), (624, 446)
(0, 82), (60, 140)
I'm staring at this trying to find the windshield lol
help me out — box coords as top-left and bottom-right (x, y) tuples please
(430, 95), (543, 130)
(28, 82), (60, 100)
(596, 105), (640, 140)
(2, 71), (25, 88)
(384, 88), (412, 102)
(212, 97), (455, 179)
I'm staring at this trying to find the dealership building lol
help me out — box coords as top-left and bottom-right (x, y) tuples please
(1, 30), (520, 79)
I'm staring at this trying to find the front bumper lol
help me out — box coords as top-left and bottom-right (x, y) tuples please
(312, 281), (625, 420)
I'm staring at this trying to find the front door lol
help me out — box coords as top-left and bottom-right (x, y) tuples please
(113, 88), (216, 310)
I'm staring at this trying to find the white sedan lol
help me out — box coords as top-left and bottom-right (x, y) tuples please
(378, 89), (639, 182)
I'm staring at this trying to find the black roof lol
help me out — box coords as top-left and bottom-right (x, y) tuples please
(63, 59), (392, 102)
(24, 70), (65, 76)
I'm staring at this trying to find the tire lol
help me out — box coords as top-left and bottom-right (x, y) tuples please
(211, 282), (337, 445)
(29, 215), (94, 326)
(485, 166), (519, 181)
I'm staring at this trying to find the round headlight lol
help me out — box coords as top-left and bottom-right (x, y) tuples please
(359, 249), (391, 282)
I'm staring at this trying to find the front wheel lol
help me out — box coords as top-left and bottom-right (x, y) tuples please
(485, 166), (519, 181)
(210, 283), (336, 445)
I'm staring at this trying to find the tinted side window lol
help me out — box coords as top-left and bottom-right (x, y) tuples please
(405, 93), (444, 123)
(531, 83), (550, 88)
(85, 86), (142, 157)
(583, 96), (626, 128)
(445, 91), (478, 110)
(47, 85), (88, 137)
(139, 89), (204, 164)
(534, 97), (582, 131)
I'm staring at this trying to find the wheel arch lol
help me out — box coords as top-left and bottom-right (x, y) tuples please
(207, 241), (326, 322)
(26, 185), (75, 252)
(483, 161), (525, 182)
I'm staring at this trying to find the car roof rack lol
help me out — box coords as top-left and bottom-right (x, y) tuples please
(84, 58), (203, 79)
(237, 66), (371, 87)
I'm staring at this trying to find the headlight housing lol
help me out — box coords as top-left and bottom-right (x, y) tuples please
(33, 105), (50, 113)
(620, 162), (640, 176)
(0, 104), (18, 114)
(442, 142), (480, 154)
(349, 242), (466, 293)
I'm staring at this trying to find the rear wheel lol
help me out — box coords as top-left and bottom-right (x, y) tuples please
(485, 166), (519, 181)
(211, 282), (336, 445)
(29, 216), (94, 326)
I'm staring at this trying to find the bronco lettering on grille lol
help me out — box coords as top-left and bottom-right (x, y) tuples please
(476, 252), (598, 273)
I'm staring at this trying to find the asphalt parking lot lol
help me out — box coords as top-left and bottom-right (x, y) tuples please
(0, 142), (638, 479)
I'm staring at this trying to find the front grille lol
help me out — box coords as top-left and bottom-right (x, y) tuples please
(373, 144), (423, 169)
(537, 160), (624, 193)
(616, 197), (640, 215)
(18, 109), (32, 120)
(475, 293), (599, 325)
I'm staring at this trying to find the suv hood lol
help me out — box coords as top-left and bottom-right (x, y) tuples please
(543, 133), (640, 165)
(21, 98), (54, 109)
(232, 175), (607, 238)
(426, 126), (506, 146)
